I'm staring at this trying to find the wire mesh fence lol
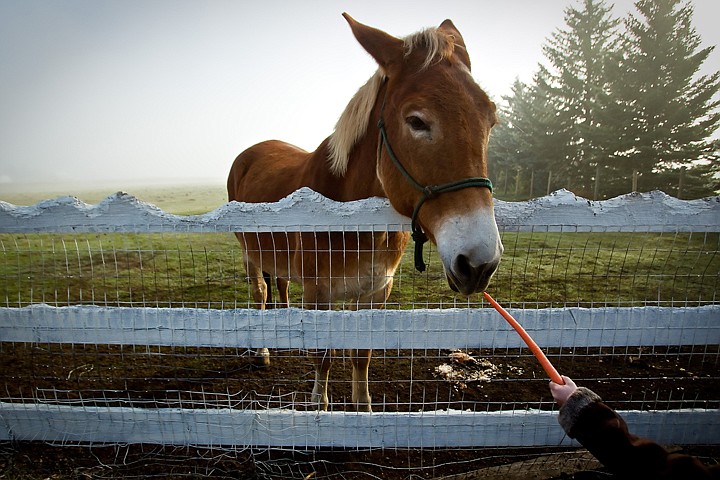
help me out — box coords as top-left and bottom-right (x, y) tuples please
(0, 189), (718, 478)
(2, 230), (718, 410)
(2, 228), (717, 309)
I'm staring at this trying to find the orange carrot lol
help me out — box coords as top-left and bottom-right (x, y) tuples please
(483, 292), (564, 385)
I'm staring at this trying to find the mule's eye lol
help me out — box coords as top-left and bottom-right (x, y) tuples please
(406, 115), (430, 132)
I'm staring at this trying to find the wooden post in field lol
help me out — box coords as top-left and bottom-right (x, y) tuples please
(529, 169), (535, 198)
(546, 170), (552, 196)
(678, 167), (685, 199)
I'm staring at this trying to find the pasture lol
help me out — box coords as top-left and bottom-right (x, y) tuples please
(1, 230), (718, 310)
(1, 184), (719, 479)
(1, 182), (227, 216)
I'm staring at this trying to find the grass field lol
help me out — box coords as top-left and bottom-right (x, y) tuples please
(1, 183), (718, 309)
(1, 182), (228, 215)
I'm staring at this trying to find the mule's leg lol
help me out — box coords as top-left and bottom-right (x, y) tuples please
(259, 272), (290, 309)
(303, 283), (334, 410)
(311, 349), (333, 411)
(276, 277), (290, 308)
(246, 263), (268, 308)
(350, 349), (373, 412)
(349, 279), (395, 412)
(263, 271), (275, 308)
(244, 261), (270, 367)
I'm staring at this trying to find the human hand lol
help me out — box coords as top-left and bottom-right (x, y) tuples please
(549, 376), (577, 407)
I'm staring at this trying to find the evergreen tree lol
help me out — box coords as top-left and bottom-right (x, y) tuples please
(491, 0), (719, 199)
(533, 65), (579, 193)
(488, 79), (528, 195)
(490, 74), (566, 198)
(614, 0), (720, 197)
(541, 0), (621, 198)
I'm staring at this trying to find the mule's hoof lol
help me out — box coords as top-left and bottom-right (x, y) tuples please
(356, 403), (372, 413)
(310, 394), (329, 411)
(251, 348), (271, 368)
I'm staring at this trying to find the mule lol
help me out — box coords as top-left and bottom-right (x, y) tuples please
(227, 13), (503, 411)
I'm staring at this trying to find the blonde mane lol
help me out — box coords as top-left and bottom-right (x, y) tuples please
(327, 27), (457, 176)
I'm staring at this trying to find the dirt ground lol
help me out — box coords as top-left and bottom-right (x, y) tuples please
(1, 344), (718, 479)
(2, 441), (719, 479)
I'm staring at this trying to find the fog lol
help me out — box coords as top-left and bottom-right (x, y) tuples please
(1, 0), (717, 191)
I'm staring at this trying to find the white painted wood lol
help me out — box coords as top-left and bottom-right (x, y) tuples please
(495, 189), (720, 232)
(1, 188), (718, 233)
(2, 304), (718, 349)
(0, 188), (408, 233)
(1, 402), (717, 447)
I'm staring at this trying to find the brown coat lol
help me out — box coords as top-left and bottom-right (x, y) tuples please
(558, 387), (720, 479)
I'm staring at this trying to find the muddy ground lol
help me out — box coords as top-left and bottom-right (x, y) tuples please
(1, 344), (718, 479)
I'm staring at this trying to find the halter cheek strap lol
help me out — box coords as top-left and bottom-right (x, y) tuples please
(377, 116), (493, 272)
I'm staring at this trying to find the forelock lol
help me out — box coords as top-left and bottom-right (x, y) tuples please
(403, 27), (456, 70)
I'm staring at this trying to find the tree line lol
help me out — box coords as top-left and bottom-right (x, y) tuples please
(488, 0), (719, 200)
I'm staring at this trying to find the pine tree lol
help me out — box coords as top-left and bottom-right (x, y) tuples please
(614, 0), (720, 197)
(533, 65), (581, 194)
(489, 74), (566, 198)
(488, 80), (527, 195)
(489, 80), (535, 197)
(540, 0), (621, 198)
(491, 0), (719, 199)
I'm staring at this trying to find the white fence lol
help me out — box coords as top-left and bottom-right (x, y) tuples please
(0, 188), (719, 448)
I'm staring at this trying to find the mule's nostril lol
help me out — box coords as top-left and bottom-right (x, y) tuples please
(455, 254), (473, 280)
(450, 254), (500, 295)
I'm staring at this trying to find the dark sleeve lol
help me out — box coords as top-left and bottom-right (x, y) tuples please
(558, 387), (718, 479)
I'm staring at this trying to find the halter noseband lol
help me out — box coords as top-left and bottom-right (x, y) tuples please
(377, 110), (493, 273)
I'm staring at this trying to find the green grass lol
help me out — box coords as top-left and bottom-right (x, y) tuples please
(1, 184), (717, 309)
(1, 231), (717, 309)
(0, 233), (244, 308)
(490, 231), (719, 308)
(390, 230), (719, 308)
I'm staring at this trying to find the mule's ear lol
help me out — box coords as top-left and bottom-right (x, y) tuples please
(343, 13), (404, 75)
(438, 19), (471, 70)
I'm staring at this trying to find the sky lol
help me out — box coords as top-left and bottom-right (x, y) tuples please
(1, 0), (718, 190)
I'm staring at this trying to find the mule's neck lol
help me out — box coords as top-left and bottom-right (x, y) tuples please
(304, 97), (387, 202)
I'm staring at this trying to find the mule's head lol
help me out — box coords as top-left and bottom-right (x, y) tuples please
(343, 14), (503, 295)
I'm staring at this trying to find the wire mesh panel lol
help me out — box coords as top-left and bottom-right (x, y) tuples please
(0, 190), (719, 478)
(2, 230), (718, 410)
